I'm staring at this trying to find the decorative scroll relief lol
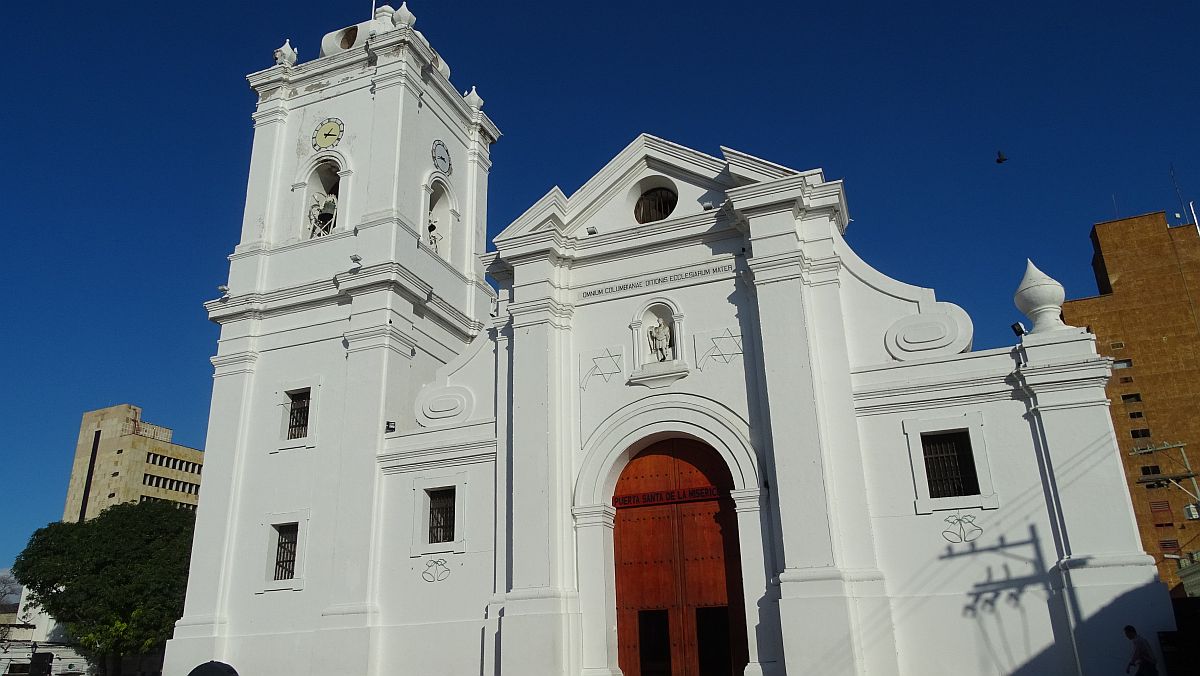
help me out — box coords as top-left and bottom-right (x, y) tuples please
(415, 385), (475, 428)
(884, 301), (973, 361)
(580, 347), (624, 391)
(694, 328), (744, 371)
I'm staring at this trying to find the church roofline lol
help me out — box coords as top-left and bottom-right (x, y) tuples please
(493, 134), (821, 243)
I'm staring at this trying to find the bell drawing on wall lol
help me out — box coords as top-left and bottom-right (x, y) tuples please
(647, 318), (673, 362)
(308, 192), (338, 237)
(941, 511), (983, 544)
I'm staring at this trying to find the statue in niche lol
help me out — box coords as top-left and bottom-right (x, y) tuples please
(647, 317), (673, 362)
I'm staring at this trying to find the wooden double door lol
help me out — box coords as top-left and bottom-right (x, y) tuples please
(613, 439), (748, 676)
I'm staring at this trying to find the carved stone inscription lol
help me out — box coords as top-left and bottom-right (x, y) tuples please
(577, 263), (735, 302)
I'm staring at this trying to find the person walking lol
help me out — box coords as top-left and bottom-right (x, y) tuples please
(1123, 625), (1158, 676)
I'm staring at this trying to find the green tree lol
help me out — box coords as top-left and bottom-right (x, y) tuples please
(12, 501), (195, 675)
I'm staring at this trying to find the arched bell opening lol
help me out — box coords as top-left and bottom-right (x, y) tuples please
(426, 180), (453, 261)
(305, 161), (341, 238)
(611, 438), (749, 676)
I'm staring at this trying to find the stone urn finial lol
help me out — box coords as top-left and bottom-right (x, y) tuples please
(1014, 259), (1067, 334)
(393, 2), (416, 27)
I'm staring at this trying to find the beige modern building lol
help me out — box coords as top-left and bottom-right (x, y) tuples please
(62, 404), (204, 522)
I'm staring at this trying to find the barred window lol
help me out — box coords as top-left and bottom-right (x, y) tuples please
(427, 488), (456, 544)
(1159, 539), (1181, 553)
(273, 523), (299, 580)
(287, 389), (311, 440)
(634, 188), (678, 224)
(920, 431), (980, 499)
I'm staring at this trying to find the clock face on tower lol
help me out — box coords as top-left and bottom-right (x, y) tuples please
(431, 140), (452, 175)
(312, 118), (344, 150)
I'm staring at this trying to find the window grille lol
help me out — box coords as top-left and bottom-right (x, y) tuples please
(274, 523), (299, 580)
(1159, 539), (1180, 552)
(1122, 393), (1142, 403)
(427, 488), (456, 544)
(1131, 428), (1152, 439)
(920, 431), (980, 498)
(1150, 500), (1171, 512)
(633, 188), (678, 224)
(287, 389), (311, 440)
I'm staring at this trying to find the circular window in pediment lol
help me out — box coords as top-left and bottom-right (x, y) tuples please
(634, 187), (678, 224)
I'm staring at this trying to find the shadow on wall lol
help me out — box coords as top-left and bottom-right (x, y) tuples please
(938, 525), (1171, 675)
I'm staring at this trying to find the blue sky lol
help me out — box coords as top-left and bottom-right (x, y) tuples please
(1, 1), (1197, 568)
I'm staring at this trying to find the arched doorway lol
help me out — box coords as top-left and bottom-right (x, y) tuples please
(613, 438), (749, 676)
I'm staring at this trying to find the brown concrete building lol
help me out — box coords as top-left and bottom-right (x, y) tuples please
(1062, 211), (1200, 596)
(63, 404), (203, 522)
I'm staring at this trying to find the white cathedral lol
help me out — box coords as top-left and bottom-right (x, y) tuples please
(164, 5), (1173, 676)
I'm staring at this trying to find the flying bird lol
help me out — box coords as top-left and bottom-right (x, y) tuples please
(995, 151), (1008, 164)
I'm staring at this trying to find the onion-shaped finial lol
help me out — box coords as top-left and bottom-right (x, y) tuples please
(463, 86), (484, 109)
(273, 38), (298, 67)
(1014, 259), (1067, 334)
(393, 2), (416, 27)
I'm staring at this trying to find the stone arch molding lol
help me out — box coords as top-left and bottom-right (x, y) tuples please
(574, 392), (761, 506)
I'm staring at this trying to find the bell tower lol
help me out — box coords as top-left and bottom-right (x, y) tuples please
(231, 2), (499, 317)
(164, 5), (500, 675)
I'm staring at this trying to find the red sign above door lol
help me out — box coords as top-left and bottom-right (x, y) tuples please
(612, 486), (723, 508)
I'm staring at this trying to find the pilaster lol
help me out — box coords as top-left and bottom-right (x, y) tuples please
(164, 347), (258, 672)
(731, 173), (896, 676)
(311, 288), (417, 676)
(1015, 327), (1173, 674)
(497, 251), (580, 675)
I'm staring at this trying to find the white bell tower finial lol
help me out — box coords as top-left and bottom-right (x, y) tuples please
(1014, 259), (1068, 334)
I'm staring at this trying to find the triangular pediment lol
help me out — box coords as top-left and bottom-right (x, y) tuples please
(494, 134), (804, 243)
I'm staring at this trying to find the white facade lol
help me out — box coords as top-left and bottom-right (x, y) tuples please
(164, 6), (1173, 675)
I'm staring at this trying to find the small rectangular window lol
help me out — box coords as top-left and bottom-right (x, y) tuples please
(1121, 393), (1142, 403)
(1110, 341), (1125, 349)
(428, 488), (456, 544)
(273, 523), (299, 580)
(1130, 411), (1144, 419)
(1141, 465), (1161, 476)
(286, 389), (311, 440)
(1150, 500), (1171, 512)
(1113, 359), (1133, 369)
(1159, 539), (1181, 552)
(1119, 376), (1134, 383)
(116, 448), (123, 454)
(920, 431), (980, 499)
(1131, 428), (1152, 439)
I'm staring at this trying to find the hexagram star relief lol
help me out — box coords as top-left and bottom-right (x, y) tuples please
(580, 348), (623, 390)
(695, 328), (744, 371)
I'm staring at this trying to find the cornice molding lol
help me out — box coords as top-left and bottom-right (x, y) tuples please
(343, 324), (419, 357)
(210, 351), (259, 378)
